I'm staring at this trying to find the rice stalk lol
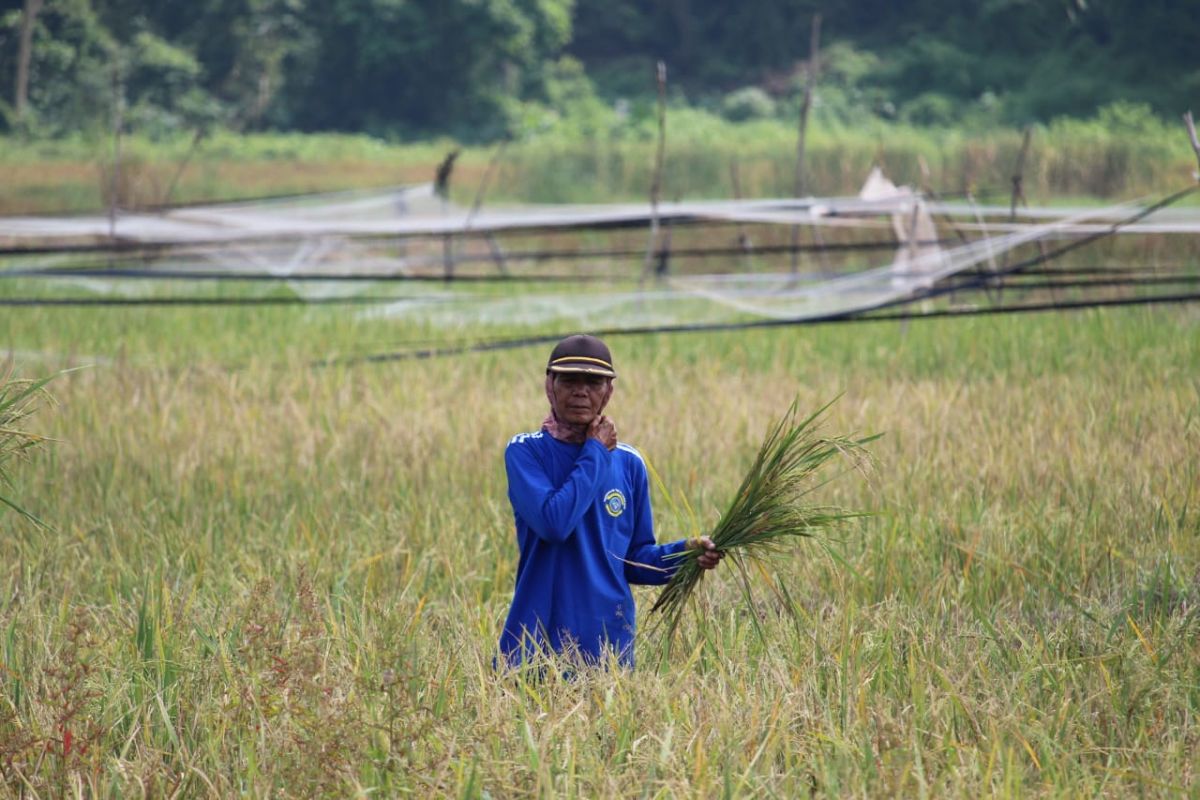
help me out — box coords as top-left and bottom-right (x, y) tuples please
(0, 364), (58, 527)
(648, 397), (879, 651)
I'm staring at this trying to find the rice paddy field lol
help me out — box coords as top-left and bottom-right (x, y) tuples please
(2, 137), (1200, 796)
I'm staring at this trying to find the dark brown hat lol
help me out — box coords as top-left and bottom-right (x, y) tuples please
(546, 334), (616, 378)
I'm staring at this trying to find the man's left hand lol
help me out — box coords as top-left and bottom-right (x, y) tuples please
(687, 536), (724, 570)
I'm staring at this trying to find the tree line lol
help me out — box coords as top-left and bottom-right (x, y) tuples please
(1, 0), (1196, 140)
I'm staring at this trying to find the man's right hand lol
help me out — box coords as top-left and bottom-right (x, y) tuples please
(588, 415), (618, 450)
(686, 536), (725, 570)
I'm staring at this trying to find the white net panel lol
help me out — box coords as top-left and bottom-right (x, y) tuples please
(2, 173), (1194, 329)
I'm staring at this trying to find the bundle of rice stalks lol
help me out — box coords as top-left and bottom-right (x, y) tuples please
(648, 398), (878, 647)
(0, 365), (58, 526)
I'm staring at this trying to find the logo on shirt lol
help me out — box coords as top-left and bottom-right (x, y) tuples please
(604, 489), (626, 517)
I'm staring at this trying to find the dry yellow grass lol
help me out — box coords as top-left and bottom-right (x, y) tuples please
(0, 305), (1197, 795)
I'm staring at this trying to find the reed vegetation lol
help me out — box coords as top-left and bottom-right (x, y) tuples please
(2, 107), (1196, 215)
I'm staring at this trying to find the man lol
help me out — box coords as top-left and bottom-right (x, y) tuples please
(498, 334), (722, 669)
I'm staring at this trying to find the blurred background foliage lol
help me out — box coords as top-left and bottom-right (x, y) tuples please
(0, 0), (1196, 142)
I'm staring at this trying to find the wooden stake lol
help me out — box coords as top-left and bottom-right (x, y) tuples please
(434, 149), (461, 207)
(162, 127), (207, 208)
(467, 140), (509, 224)
(1184, 112), (1200, 180)
(918, 154), (970, 247)
(967, 192), (1000, 304)
(1004, 128), (1058, 302)
(1009, 127), (1032, 220)
(729, 160), (753, 266)
(791, 14), (821, 274)
(794, 14), (821, 199)
(655, 218), (674, 278)
(998, 128), (1033, 278)
(484, 234), (509, 275)
(643, 61), (668, 281)
(465, 140), (510, 275)
(108, 57), (125, 241)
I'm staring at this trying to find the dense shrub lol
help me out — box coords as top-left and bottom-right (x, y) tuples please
(721, 87), (777, 122)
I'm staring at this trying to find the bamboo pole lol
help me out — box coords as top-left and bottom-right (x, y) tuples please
(467, 141), (509, 224)
(465, 140), (511, 275)
(434, 149), (460, 208)
(1009, 128), (1032, 220)
(435, 149), (460, 280)
(1184, 112), (1200, 180)
(998, 128), (1034, 278)
(108, 57), (125, 242)
(729, 160), (754, 271)
(1003, 128), (1058, 302)
(791, 14), (821, 275)
(642, 61), (668, 282)
(161, 128), (207, 208)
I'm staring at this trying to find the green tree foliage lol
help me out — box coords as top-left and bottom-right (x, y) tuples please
(1, 0), (575, 138)
(275, 0), (574, 137)
(0, 0), (1195, 137)
(568, 0), (1198, 128)
(0, 0), (115, 133)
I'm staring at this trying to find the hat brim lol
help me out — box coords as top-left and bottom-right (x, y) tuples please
(548, 364), (616, 378)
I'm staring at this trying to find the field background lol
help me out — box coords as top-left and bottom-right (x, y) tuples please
(6, 0), (1200, 792)
(2, 106), (1198, 216)
(2, 265), (1199, 795)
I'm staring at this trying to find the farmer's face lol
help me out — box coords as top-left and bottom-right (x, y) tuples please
(551, 372), (613, 426)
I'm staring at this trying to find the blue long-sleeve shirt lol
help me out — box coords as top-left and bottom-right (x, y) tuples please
(498, 430), (686, 668)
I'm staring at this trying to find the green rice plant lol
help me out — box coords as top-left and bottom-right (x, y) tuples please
(648, 398), (879, 650)
(1, 290), (1198, 794)
(0, 365), (58, 527)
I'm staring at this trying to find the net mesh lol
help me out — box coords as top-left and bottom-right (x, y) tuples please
(2, 173), (1196, 332)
